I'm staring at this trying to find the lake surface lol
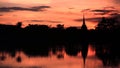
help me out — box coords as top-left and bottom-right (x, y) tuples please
(0, 45), (120, 68)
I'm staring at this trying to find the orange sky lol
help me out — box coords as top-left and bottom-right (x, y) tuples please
(0, 0), (120, 29)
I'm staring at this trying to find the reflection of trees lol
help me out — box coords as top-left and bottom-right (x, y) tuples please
(16, 56), (22, 63)
(65, 44), (81, 56)
(92, 42), (120, 66)
(0, 52), (6, 61)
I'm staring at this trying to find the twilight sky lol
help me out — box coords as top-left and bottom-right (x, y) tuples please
(0, 0), (120, 29)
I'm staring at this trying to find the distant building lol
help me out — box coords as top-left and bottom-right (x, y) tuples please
(81, 15), (88, 31)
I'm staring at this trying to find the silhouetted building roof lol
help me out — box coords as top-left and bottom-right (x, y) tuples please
(81, 15), (87, 31)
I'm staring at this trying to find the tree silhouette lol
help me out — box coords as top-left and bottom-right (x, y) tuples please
(16, 22), (22, 28)
(95, 17), (119, 30)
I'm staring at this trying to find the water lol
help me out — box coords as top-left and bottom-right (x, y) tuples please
(0, 45), (120, 68)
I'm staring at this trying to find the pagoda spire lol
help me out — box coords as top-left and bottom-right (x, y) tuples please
(81, 14), (87, 30)
(83, 14), (85, 25)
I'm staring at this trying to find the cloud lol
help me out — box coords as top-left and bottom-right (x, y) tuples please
(0, 6), (51, 12)
(91, 9), (114, 13)
(76, 6), (120, 25)
(110, 13), (120, 16)
(75, 13), (120, 25)
(91, 7), (118, 15)
(81, 9), (91, 12)
(112, 0), (120, 5)
(47, 21), (62, 23)
(0, 14), (3, 16)
(68, 8), (75, 9)
(0, 7), (11, 12)
(104, 6), (115, 9)
(80, 6), (119, 16)
(25, 20), (62, 23)
(74, 17), (102, 22)
(91, 9), (117, 15)
(31, 6), (51, 11)
(27, 20), (45, 22)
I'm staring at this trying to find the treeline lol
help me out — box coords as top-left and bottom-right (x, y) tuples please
(0, 21), (120, 53)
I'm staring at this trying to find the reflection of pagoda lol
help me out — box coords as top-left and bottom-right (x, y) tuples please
(81, 15), (87, 31)
(81, 14), (88, 68)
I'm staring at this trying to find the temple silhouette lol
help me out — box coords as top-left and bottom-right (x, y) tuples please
(0, 14), (120, 67)
(80, 15), (89, 67)
(81, 15), (87, 31)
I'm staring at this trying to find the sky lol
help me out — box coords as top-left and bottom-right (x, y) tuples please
(0, 0), (120, 29)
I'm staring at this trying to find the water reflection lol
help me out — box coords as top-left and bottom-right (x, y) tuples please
(0, 52), (6, 61)
(0, 45), (119, 68)
(93, 43), (120, 67)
